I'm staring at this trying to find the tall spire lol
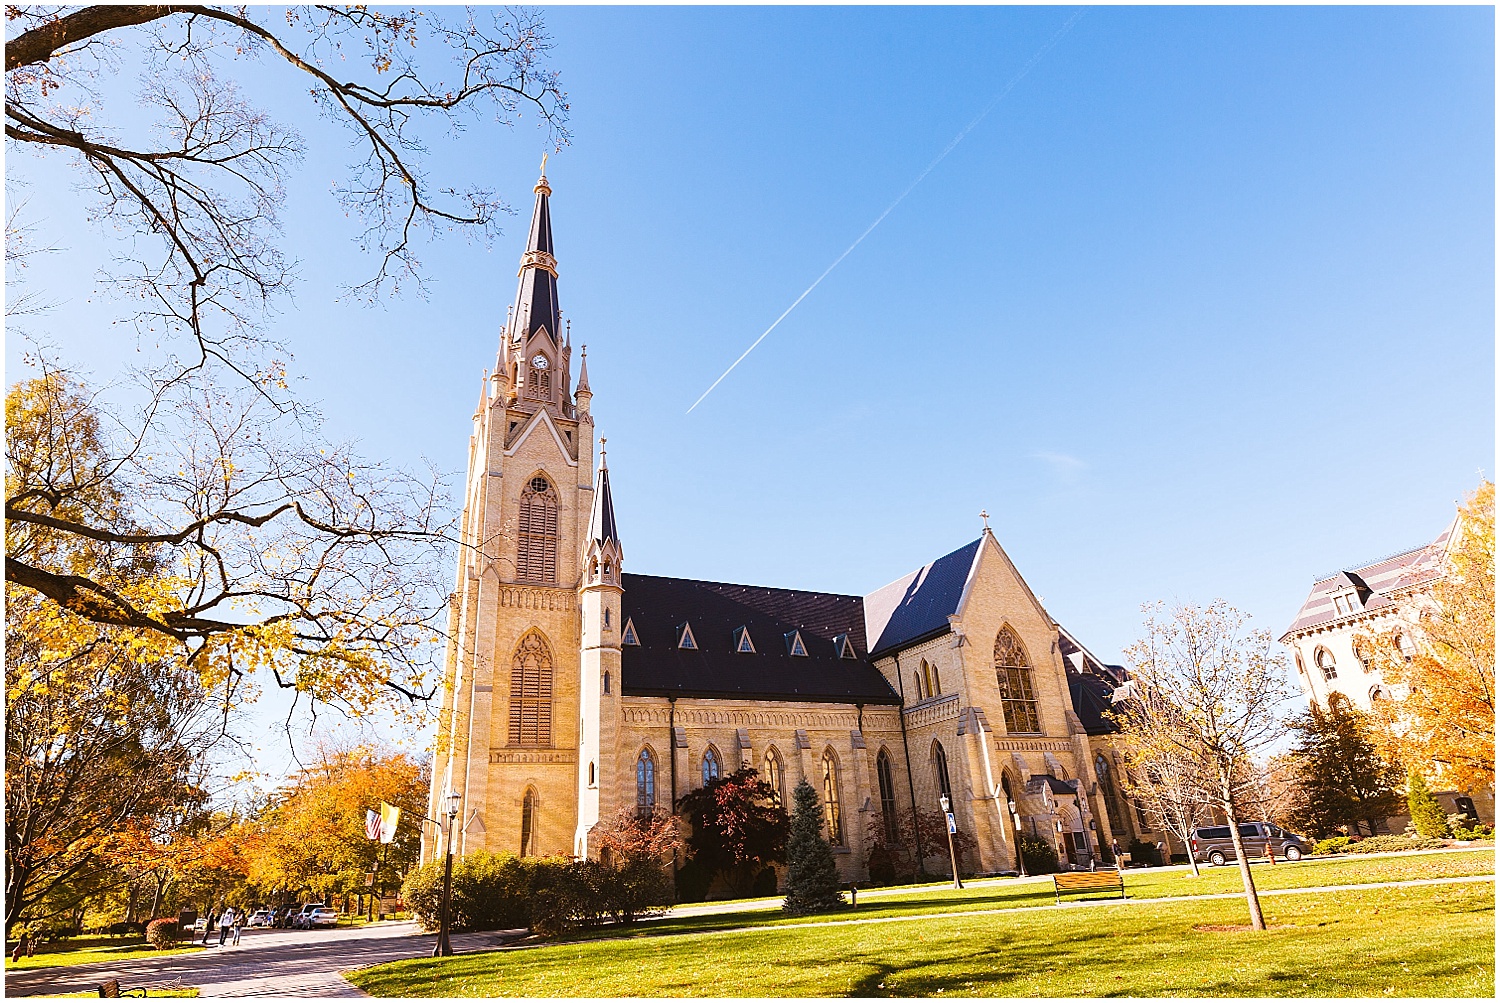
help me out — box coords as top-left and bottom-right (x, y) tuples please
(511, 157), (561, 344)
(586, 438), (618, 548)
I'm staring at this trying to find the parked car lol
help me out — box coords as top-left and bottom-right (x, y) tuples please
(290, 904), (321, 929)
(305, 907), (340, 929)
(247, 910), (274, 928)
(1191, 822), (1307, 865)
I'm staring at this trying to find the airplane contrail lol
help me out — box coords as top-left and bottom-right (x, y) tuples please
(687, 8), (1088, 414)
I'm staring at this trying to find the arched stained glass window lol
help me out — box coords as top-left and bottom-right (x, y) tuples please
(821, 749), (844, 845)
(876, 749), (899, 844)
(764, 747), (784, 804)
(517, 475), (559, 583)
(520, 788), (538, 857)
(934, 741), (952, 801)
(994, 625), (1041, 733)
(636, 748), (656, 815)
(508, 631), (554, 746)
(701, 746), (722, 786)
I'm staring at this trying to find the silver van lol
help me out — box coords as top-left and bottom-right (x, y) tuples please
(1191, 822), (1308, 864)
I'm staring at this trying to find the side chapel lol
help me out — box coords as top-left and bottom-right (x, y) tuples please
(424, 169), (1168, 880)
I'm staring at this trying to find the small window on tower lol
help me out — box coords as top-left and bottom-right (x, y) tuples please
(604, 607), (611, 627)
(602, 670), (611, 695)
(621, 619), (639, 646)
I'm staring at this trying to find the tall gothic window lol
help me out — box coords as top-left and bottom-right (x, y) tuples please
(763, 747), (784, 804)
(636, 748), (656, 815)
(1095, 752), (1124, 837)
(876, 749), (900, 844)
(994, 625), (1041, 734)
(934, 741), (953, 801)
(520, 787), (538, 857)
(517, 475), (559, 583)
(508, 631), (554, 746)
(701, 746), (722, 786)
(821, 749), (844, 845)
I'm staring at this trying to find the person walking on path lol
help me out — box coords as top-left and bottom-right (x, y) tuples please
(1111, 838), (1123, 866)
(218, 907), (233, 946)
(230, 909), (244, 946)
(200, 910), (217, 945)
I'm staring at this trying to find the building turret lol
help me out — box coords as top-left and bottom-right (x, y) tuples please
(576, 440), (623, 856)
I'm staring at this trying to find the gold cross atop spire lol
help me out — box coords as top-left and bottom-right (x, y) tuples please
(534, 153), (552, 196)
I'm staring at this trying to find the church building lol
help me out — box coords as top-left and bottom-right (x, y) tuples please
(424, 169), (1165, 882)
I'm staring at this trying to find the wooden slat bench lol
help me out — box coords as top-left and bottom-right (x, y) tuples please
(98, 977), (181, 997)
(1052, 869), (1125, 904)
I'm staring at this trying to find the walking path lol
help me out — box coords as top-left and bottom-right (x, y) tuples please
(1, 923), (518, 999)
(4, 858), (1492, 998)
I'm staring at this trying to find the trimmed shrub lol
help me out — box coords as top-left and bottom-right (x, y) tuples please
(144, 919), (180, 949)
(1019, 832), (1060, 875)
(1342, 834), (1448, 854)
(401, 848), (671, 937)
(1126, 839), (1161, 867)
(1453, 823), (1494, 841)
(1314, 836), (1352, 855)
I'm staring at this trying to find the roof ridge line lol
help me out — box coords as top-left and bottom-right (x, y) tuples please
(1310, 539), (1440, 583)
(620, 571), (862, 601)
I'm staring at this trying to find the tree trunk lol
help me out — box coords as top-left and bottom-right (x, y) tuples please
(1222, 797), (1266, 930)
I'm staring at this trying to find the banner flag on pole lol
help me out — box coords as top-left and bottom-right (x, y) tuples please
(379, 802), (401, 844)
(365, 808), (381, 841)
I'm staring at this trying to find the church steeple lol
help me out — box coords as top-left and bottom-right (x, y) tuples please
(512, 160), (561, 345)
(586, 439), (619, 551)
(500, 159), (572, 417)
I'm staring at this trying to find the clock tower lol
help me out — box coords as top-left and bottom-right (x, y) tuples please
(429, 164), (597, 859)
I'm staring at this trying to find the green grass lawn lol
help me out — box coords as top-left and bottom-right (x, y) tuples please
(349, 880), (1494, 997)
(3, 938), (205, 971)
(548, 847), (1495, 943)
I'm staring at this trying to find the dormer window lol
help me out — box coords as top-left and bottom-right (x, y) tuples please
(621, 618), (639, 646)
(733, 626), (756, 654)
(785, 630), (808, 657)
(1332, 592), (1361, 616)
(678, 622), (698, 650)
(834, 633), (857, 659)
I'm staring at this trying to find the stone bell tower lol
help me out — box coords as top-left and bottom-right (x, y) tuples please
(428, 163), (598, 861)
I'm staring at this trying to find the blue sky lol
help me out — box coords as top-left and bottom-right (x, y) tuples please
(6, 5), (1494, 763)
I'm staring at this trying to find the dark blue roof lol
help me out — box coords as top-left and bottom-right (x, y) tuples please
(619, 574), (900, 705)
(864, 539), (981, 658)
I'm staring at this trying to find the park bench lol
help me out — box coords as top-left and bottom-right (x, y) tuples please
(1052, 868), (1125, 904)
(98, 977), (182, 998)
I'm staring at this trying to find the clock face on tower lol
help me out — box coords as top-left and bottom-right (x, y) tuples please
(531, 354), (549, 370)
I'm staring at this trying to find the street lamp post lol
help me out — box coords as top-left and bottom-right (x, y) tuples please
(433, 791), (461, 958)
(1007, 800), (1028, 877)
(938, 794), (963, 890)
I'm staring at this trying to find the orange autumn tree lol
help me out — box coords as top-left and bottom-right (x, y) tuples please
(1362, 480), (1495, 794)
(245, 747), (429, 908)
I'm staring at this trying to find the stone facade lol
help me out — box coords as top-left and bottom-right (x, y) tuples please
(424, 172), (1170, 880)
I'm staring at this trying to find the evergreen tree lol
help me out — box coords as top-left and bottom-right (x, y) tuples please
(1285, 695), (1404, 837)
(781, 780), (845, 915)
(1406, 769), (1451, 838)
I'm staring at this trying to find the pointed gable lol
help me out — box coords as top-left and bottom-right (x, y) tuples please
(677, 622), (698, 650)
(785, 630), (808, 657)
(733, 626), (756, 653)
(621, 617), (639, 646)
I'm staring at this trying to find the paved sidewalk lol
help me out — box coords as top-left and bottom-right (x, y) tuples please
(1, 922), (519, 998)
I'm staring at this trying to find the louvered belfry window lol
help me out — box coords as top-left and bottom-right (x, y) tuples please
(994, 625), (1041, 734)
(517, 476), (559, 583)
(509, 631), (554, 746)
